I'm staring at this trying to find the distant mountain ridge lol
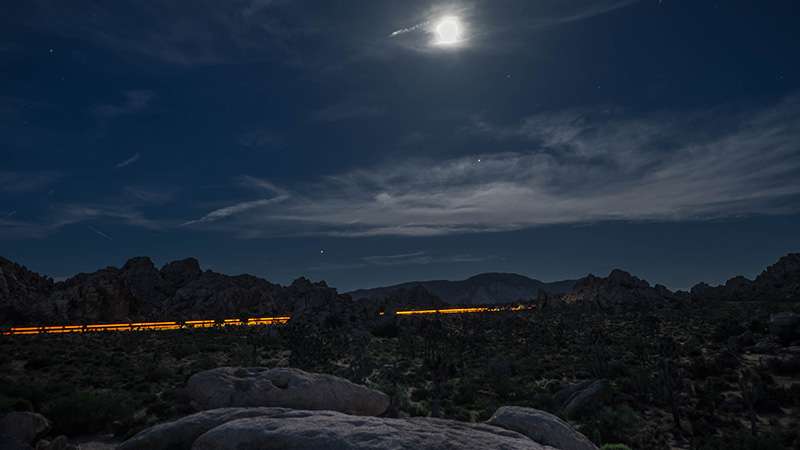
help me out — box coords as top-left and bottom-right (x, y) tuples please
(348, 272), (577, 305)
(2, 253), (799, 325)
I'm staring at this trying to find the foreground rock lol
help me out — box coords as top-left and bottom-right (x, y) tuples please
(120, 407), (558, 450)
(554, 379), (609, 418)
(488, 407), (598, 450)
(0, 412), (51, 446)
(186, 367), (390, 416)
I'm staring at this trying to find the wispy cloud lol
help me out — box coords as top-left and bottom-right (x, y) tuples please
(0, 203), (163, 240)
(21, 0), (322, 66)
(181, 197), (288, 227)
(88, 225), (113, 240)
(94, 90), (154, 119)
(389, 21), (430, 38)
(191, 93), (800, 238)
(115, 153), (141, 168)
(0, 171), (60, 193)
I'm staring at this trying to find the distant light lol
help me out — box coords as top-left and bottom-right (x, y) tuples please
(320, 250), (325, 254)
(434, 16), (463, 46)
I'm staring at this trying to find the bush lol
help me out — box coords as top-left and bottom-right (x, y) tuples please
(44, 390), (136, 436)
(601, 445), (632, 450)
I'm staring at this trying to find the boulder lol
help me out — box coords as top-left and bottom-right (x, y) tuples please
(0, 412), (51, 445)
(186, 367), (390, 416)
(120, 407), (557, 450)
(488, 406), (598, 450)
(769, 312), (800, 343)
(554, 380), (609, 418)
(118, 408), (284, 450)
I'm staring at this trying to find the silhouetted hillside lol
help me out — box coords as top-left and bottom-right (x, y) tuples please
(348, 272), (576, 305)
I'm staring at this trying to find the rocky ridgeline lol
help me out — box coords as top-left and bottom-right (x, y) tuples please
(554, 269), (679, 310)
(0, 257), (349, 325)
(2, 253), (799, 325)
(114, 366), (597, 450)
(690, 253), (800, 302)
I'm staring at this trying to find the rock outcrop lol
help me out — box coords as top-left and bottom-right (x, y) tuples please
(488, 407), (598, 450)
(0, 257), (349, 325)
(691, 253), (800, 302)
(0, 258), (54, 323)
(561, 270), (676, 309)
(120, 407), (558, 450)
(186, 367), (390, 416)
(0, 412), (51, 448)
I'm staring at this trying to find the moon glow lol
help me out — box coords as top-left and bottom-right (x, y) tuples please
(434, 16), (463, 46)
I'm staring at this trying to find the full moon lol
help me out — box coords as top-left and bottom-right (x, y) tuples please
(434, 16), (463, 46)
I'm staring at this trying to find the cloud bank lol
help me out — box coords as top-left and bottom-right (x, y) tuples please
(190, 94), (800, 237)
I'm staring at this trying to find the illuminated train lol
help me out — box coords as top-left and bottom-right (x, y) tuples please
(0, 305), (531, 336)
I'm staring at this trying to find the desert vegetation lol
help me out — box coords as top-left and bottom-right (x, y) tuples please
(2, 299), (798, 449)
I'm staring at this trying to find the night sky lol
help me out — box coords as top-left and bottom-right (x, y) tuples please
(2, 0), (799, 291)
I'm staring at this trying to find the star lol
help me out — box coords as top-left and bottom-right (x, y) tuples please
(320, 249), (325, 254)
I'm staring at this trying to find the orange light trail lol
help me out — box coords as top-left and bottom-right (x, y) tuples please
(0, 306), (530, 336)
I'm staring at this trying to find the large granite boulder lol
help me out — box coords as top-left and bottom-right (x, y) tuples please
(186, 367), (390, 416)
(0, 412), (51, 446)
(488, 407), (598, 450)
(769, 312), (800, 343)
(119, 407), (558, 450)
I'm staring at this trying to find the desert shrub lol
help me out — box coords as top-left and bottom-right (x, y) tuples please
(170, 341), (199, 359)
(581, 405), (641, 448)
(44, 390), (136, 436)
(712, 319), (746, 343)
(144, 363), (175, 383)
(695, 430), (785, 450)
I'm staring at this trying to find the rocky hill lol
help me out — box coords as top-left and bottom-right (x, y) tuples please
(348, 272), (576, 305)
(557, 269), (679, 310)
(0, 256), (348, 325)
(691, 253), (800, 302)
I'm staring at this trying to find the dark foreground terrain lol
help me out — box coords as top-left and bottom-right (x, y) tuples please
(1, 253), (800, 449)
(1, 300), (799, 449)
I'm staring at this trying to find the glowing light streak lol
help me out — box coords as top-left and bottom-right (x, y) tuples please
(1, 308), (529, 336)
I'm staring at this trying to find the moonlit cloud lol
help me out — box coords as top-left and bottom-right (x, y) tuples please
(181, 197), (288, 227)
(195, 94), (800, 238)
(115, 153), (141, 168)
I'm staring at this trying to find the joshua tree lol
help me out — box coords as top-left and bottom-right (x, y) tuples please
(658, 336), (683, 432)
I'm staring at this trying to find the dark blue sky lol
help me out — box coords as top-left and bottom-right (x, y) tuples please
(2, 0), (799, 291)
